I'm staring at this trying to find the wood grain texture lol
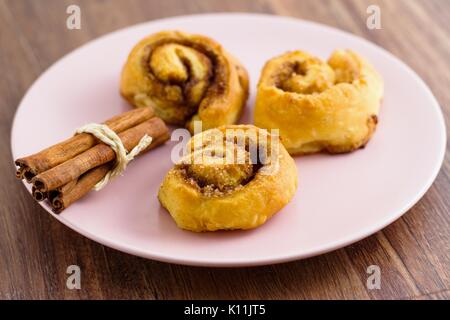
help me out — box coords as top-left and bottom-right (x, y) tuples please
(0, 0), (448, 300)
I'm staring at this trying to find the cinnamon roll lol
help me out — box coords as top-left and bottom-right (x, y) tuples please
(158, 125), (298, 232)
(254, 49), (383, 154)
(120, 30), (249, 132)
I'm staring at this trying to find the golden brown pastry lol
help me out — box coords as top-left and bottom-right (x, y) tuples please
(254, 49), (383, 155)
(158, 125), (298, 232)
(120, 30), (249, 133)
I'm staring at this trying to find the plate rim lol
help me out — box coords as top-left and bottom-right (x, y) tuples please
(11, 13), (447, 267)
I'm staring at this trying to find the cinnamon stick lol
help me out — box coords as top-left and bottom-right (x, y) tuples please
(32, 117), (169, 193)
(32, 186), (47, 202)
(48, 164), (111, 213)
(48, 129), (169, 213)
(15, 107), (154, 181)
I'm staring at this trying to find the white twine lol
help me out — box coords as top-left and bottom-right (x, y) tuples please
(76, 123), (152, 191)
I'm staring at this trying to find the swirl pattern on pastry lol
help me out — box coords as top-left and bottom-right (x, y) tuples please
(120, 30), (249, 132)
(158, 125), (298, 232)
(254, 49), (383, 154)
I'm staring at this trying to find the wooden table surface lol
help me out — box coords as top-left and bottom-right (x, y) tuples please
(0, 0), (449, 300)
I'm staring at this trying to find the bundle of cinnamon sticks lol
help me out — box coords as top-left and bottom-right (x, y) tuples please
(15, 107), (169, 213)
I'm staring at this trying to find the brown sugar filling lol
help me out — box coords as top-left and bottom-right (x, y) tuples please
(143, 38), (226, 122)
(176, 131), (270, 196)
(273, 55), (358, 95)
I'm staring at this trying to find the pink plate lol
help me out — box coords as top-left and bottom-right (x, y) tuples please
(11, 14), (446, 267)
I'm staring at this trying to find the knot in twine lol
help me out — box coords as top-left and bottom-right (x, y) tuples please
(76, 123), (152, 191)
